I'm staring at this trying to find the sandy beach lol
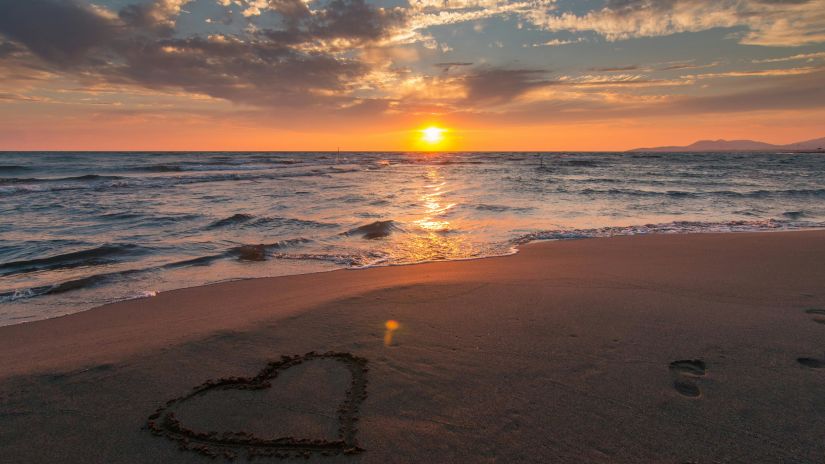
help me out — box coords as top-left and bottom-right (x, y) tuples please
(1, 231), (824, 463)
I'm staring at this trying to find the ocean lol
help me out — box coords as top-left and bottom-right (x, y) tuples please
(1, 151), (824, 326)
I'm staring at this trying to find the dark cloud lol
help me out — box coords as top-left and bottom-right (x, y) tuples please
(435, 62), (473, 73)
(463, 68), (551, 104)
(0, 0), (405, 110)
(658, 61), (720, 71)
(118, 4), (173, 36)
(309, 0), (405, 41)
(603, 0), (677, 13)
(0, 40), (24, 59)
(753, 0), (813, 4)
(589, 65), (640, 72)
(458, 68), (825, 125)
(677, 69), (825, 113)
(107, 36), (366, 107)
(261, 0), (404, 46)
(0, 0), (115, 65)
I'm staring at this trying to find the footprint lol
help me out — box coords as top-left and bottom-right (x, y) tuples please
(672, 379), (701, 397)
(797, 355), (824, 369)
(670, 360), (706, 376)
(804, 308), (825, 324)
(669, 359), (707, 398)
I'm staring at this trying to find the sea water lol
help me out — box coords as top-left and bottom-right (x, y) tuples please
(1, 151), (824, 325)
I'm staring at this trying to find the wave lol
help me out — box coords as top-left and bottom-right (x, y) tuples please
(0, 268), (145, 303)
(133, 162), (285, 173)
(512, 219), (825, 245)
(0, 244), (146, 277)
(575, 188), (825, 198)
(228, 238), (311, 261)
(782, 211), (806, 220)
(563, 159), (601, 167)
(272, 251), (387, 267)
(0, 238), (313, 302)
(343, 220), (401, 239)
(475, 204), (535, 213)
(0, 174), (131, 195)
(0, 168), (361, 196)
(138, 164), (185, 173)
(206, 214), (338, 230)
(0, 174), (125, 184)
(0, 165), (32, 173)
(162, 255), (224, 269)
(159, 238), (314, 269)
(206, 213), (256, 229)
(3, 218), (824, 306)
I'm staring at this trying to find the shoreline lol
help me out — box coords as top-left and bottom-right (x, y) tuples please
(3, 221), (823, 328)
(1, 230), (825, 462)
(2, 225), (822, 329)
(1, 229), (823, 377)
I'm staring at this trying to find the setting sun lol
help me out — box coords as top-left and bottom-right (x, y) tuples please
(421, 127), (446, 144)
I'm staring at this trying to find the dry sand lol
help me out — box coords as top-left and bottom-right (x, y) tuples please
(1, 231), (825, 463)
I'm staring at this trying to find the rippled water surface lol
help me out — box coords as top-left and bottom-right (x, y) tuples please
(2, 151), (825, 325)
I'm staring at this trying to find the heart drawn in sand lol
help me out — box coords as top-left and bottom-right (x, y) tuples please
(146, 352), (368, 460)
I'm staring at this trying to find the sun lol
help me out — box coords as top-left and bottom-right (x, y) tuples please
(412, 125), (453, 151)
(421, 126), (446, 144)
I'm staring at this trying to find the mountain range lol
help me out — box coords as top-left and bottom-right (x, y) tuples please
(631, 136), (825, 152)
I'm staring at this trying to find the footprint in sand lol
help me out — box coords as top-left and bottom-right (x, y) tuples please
(669, 360), (707, 398)
(804, 308), (825, 325)
(797, 354), (825, 369)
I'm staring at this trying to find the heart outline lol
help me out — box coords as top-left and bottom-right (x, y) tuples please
(146, 351), (368, 459)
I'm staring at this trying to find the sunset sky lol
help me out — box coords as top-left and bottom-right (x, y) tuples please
(1, 0), (824, 151)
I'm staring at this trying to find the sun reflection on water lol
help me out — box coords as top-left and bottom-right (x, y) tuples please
(397, 164), (469, 262)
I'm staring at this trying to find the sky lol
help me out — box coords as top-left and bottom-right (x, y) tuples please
(1, 0), (824, 151)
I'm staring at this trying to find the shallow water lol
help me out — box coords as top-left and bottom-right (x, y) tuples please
(1, 151), (824, 325)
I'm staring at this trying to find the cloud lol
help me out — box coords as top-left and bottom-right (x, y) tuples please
(0, 0), (408, 110)
(434, 62), (474, 74)
(589, 65), (641, 72)
(1, 0), (824, 128)
(110, 35), (369, 107)
(752, 51), (825, 63)
(463, 68), (551, 104)
(525, 0), (825, 47)
(532, 37), (585, 47)
(658, 60), (720, 71)
(119, 0), (194, 35)
(686, 66), (821, 79)
(451, 67), (825, 126)
(0, 0), (116, 65)
(405, 1), (553, 34)
(676, 68), (825, 113)
(0, 40), (23, 59)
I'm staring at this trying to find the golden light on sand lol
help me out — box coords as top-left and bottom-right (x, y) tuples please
(384, 319), (400, 346)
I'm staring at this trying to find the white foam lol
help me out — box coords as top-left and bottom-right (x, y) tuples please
(128, 290), (158, 299)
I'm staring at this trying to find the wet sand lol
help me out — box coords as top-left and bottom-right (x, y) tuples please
(1, 231), (825, 463)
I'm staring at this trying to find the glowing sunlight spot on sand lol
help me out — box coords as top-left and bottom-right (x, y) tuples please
(384, 320), (400, 346)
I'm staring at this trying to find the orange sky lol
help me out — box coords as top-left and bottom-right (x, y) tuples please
(4, 107), (825, 151)
(1, 0), (825, 151)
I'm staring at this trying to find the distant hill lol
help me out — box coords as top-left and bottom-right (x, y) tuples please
(781, 136), (825, 152)
(631, 136), (825, 152)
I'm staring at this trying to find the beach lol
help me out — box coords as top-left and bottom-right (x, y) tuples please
(1, 230), (824, 463)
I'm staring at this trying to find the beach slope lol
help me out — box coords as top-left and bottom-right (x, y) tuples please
(1, 231), (824, 463)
